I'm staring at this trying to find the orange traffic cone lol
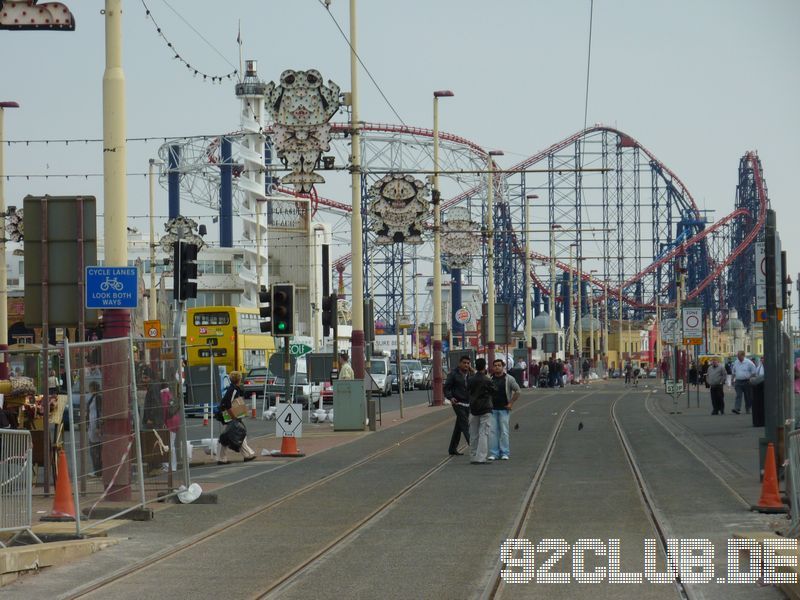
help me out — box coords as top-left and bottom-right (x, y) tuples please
(752, 443), (788, 513)
(274, 435), (305, 457)
(41, 449), (76, 522)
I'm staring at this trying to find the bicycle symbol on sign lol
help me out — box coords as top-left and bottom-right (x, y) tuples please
(99, 277), (124, 292)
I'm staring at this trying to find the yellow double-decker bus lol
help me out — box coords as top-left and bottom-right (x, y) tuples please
(186, 306), (276, 373)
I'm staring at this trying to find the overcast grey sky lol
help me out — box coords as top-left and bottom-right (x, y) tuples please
(2, 1), (798, 287)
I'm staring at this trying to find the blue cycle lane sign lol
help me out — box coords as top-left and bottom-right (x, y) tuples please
(86, 266), (139, 309)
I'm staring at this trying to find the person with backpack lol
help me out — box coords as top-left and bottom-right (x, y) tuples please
(467, 358), (494, 464)
(488, 359), (521, 460)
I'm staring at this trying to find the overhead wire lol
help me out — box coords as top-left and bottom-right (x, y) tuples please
(140, 0), (237, 83)
(316, 0), (408, 129)
(158, 0), (239, 71)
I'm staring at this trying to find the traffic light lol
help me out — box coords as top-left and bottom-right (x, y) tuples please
(173, 241), (198, 301)
(258, 285), (272, 333)
(321, 293), (337, 337)
(271, 283), (295, 336)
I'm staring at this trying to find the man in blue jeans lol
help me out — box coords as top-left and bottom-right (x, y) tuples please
(488, 359), (520, 460)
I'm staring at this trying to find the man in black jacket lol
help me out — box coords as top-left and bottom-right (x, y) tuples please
(443, 355), (473, 455)
(467, 358), (493, 464)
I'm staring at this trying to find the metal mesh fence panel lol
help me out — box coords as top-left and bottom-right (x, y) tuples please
(62, 336), (189, 534)
(0, 429), (41, 546)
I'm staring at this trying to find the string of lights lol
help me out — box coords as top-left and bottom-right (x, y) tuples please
(140, 0), (237, 84)
(2, 133), (234, 146)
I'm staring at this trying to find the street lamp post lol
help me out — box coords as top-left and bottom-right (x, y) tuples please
(486, 149), (504, 366)
(590, 270), (598, 367)
(549, 225), (561, 335)
(148, 159), (163, 321)
(525, 195), (538, 370)
(603, 280), (609, 377)
(577, 256), (583, 372)
(348, 0), (366, 379)
(0, 101), (19, 379)
(432, 90), (453, 406)
(567, 243), (577, 361)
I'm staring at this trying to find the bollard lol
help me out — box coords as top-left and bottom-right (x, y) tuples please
(251, 392), (257, 418)
(367, 398), (376, 432)
(203, 403), (209, 426)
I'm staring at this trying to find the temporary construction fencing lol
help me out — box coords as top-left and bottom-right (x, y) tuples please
(788, 428), (800, 536)
(0, 429), (42, 547)
(62, 336), (191, 536)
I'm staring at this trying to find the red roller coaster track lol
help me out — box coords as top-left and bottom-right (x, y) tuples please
(276, 123), (765, 310)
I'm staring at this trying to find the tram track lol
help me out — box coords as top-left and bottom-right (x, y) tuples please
(480, 391), (592, 599)
(610, 394), (694, 600)
(483, 389), (692, 600)
(64, 413), (455, 599)
(67, 391), (558, 599)
(643, 392), (751, 509)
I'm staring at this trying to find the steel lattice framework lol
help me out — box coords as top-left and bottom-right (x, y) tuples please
(165, 122), (769, 336)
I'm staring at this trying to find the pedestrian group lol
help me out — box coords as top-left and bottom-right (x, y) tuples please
(444, 355), (520, 464)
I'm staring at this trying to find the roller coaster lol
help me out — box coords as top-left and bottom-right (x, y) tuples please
(166, 122), (768, 335)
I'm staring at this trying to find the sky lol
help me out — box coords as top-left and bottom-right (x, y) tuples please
(2, 0), (799, 295)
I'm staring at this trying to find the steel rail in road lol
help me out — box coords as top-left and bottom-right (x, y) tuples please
(643, 392), (751, 509)
(255, 390), (559, 599)
(481, 389), (694, 599)
(610, 394), (694, 600)
(67, 391), (557, 599)
(63, 414), (455, 599)
(479, 391), (593, 599)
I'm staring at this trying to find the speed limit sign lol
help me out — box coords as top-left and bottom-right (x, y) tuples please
(144, 319), (162, 349)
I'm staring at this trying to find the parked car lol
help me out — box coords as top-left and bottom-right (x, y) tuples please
(320, 381), (333, 405)
(402, 359), (426, 389)
(648, 369), (658, 378)
(265, 374), (320, 409)
(368, 357), (392, 397)
(390, 363), (413, 392)
(243, 367), (275, 399)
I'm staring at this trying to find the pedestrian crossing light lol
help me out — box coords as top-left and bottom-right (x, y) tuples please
(258, 285), (272, 333)
(271, 284), (295, 336)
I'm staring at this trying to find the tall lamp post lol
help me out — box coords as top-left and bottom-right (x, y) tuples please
(0, 101), (19, 379)
(348, 0), (366, 379)
(432, 89), (453, 406)
(590, 269), (598, 367)
(549, 224), (561, 335)
(567, 242), (578, 362)
(486, 149), (504, 366)
(525, 195), (538, 369)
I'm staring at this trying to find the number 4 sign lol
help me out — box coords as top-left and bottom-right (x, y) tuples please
(276, 403), (303, 438)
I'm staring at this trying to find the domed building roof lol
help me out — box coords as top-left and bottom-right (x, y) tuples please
(532, 312), (553, 331)
(579, 314), (601, 330)
(724, 308), (745, 332)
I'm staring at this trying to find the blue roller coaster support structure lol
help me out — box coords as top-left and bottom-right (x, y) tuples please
(726, 154), (766, 328)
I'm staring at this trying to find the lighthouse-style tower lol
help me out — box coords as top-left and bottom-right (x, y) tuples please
(234, 60), (268, 306)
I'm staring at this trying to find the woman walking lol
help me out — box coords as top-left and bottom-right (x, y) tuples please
(217, 371), (256, 464)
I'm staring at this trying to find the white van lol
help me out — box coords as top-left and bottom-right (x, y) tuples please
(368, 356), (392, 397)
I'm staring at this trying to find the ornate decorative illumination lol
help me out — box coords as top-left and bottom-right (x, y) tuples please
(442, 206), (479, 269)
(368, 173), (428, 245)
(264, 69), (341, 193)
